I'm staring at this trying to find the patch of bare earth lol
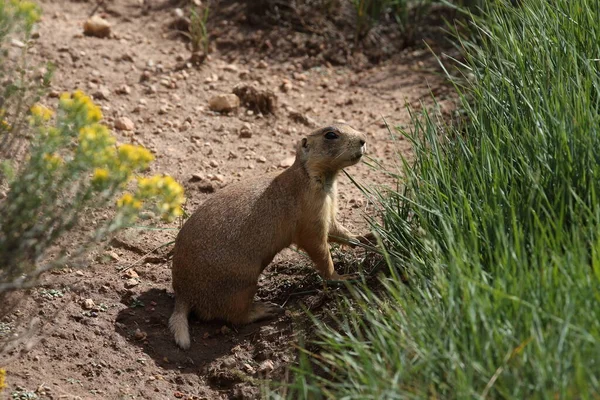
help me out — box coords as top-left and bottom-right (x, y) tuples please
(2, 0), (457, 398)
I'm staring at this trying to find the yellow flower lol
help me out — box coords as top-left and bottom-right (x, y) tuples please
(117, 193), (142, 210)
(0, 119), (11, 131)
(92, 168), (109, 185)
(43, 153), (63, 170)
(10, 0), (41, 25)
(0, 368), (5, 392)
(136, 175), (185, 221)
(77, 124), (116, 167)
(117, 144), (154, 170)
(59, 90), (103, 124)
(31, 103), (54, 121)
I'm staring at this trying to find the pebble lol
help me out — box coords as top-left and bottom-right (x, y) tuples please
(115, 117), (135, 131)
(243, 363), (255, 374)
(293, 72), (307, 81)
(280, 79), (293, 93)
(83, 16), (111, 38)
(223, 64), (239, 72)
(123, 269), (139, 279)
(93, 86), (110, 100)
(212, 174), (225, 183)
(116, 85), (131, 95)
(125, 278), (139, 288)
(208, 94), (240, 113)
(190, 173), (205, 182)
(259, 360), (275, 372)
(134, 328), (147, 341)
(238, 124), (252, 138)
(209, 160), (219, 168)
(11, 39), (25, 48)
(279, 157), (295, 168)
(221, 356), (236, 368)
(257, 156), (267, 163)
(139, 71), (151, 82)
(82, 298), (95, 310)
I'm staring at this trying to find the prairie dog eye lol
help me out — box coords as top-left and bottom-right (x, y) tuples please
(324, 131), (339, 140)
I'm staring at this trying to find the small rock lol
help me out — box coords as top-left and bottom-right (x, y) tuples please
(11, 39), (25, 48)
(125, 278), (139, 288)
(82, 298), (95, 310)
(179, 122), (191, 132)
(280, 80), (293, 93)
(107, 251), (120, 261)
(257, 156), (267, 163)
(116, 85), (131, 95)
(279, 157), (295, 168)
(243, 363), (255, 374)
(208, 94), (240, 113)
(257, 60), (268, 69)
(223, 64), (239, 72)
(123, 269), (139, 279)
(232, 84), (277, 115)
(172, 8), (185, 18)
(212, 174), (225, 183)
(115, 117), (135, 131)
(93, 86), (110, 100)
(238, 124), (252, 138)
(134, 328), (147, 341)
(221, 355), (236, 368)
(139, 71), (151, 82)
(83, 16), (111, 38)
(190, 173), (205, 182)
(121, 53), (134, 62)
(289, 110), (317, 127)
(293, 72), (307, 81)
(259, 360), (275, 372)
(209, 160), (219, 168)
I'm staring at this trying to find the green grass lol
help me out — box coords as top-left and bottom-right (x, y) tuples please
(281, 0), (600, 398)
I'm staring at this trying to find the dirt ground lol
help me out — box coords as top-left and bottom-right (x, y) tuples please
(1, 0), (456, 398)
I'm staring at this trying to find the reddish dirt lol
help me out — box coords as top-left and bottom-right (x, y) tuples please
(1, 0), (457, 398)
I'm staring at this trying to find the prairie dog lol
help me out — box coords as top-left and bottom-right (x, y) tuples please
(169, 124), (371, 349)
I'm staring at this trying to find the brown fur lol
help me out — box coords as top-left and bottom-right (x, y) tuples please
(169, 124), (371, 349)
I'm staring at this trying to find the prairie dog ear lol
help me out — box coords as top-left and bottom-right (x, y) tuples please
(301, 138), (308, 149)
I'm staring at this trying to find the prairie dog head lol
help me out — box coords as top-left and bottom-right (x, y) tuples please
(297, 124), (367, 173)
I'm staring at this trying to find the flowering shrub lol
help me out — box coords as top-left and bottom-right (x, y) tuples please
(0, 90), (185, 291)
(0, 3), (185, 293)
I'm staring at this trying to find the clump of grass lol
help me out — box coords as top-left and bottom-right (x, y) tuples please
(283, 0), (600, 398)
(189, 4), (210, 54)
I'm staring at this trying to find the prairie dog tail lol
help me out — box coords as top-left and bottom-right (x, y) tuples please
(169, 299), (191, 349)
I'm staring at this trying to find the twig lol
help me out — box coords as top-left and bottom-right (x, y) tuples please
(117, 240), (175, 272)
(88, 0), (105, 18)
